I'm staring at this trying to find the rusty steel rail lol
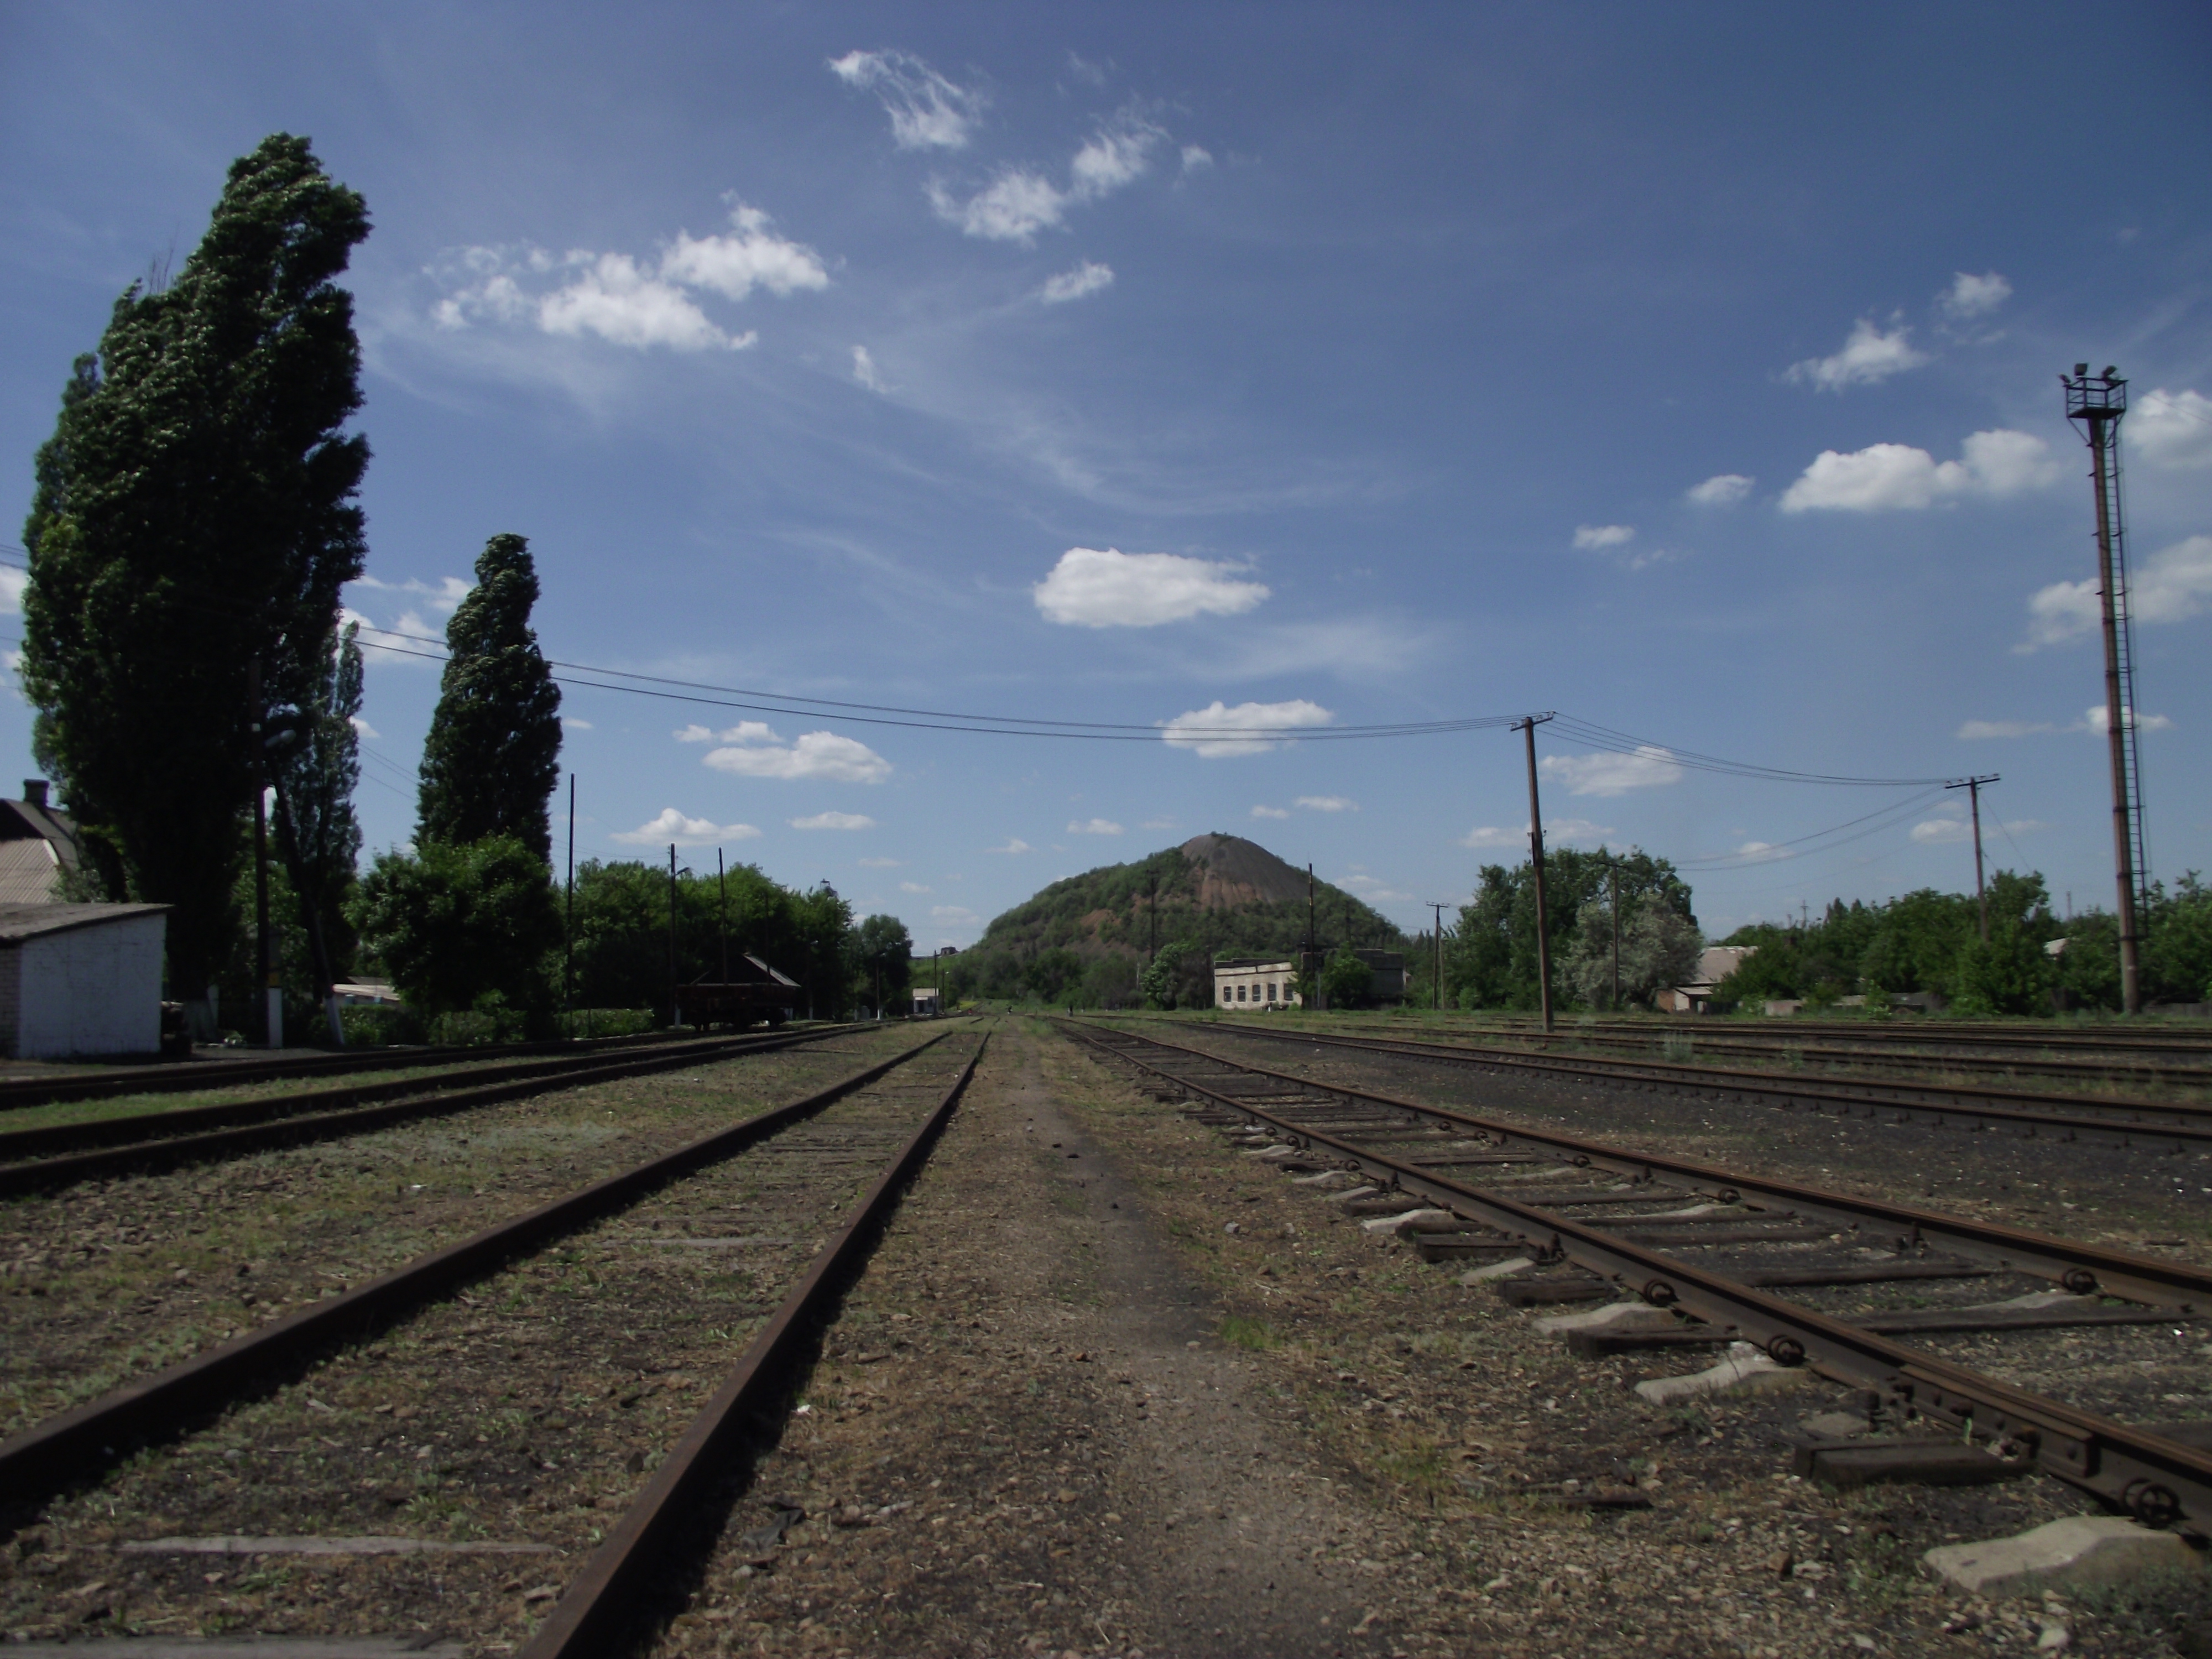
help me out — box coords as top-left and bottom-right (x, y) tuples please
(517, 1030), (988, 1659)
(1180, 1019), (2212, 1149)
(1084, 1022), (2211, 1310)
(0, 1029), (959, 1509)
(1063, 1021), (2212, 1536)
(1475, 1013), (2212, 1059)
(0, 1022), (807, 1113)
(0, 1024), (868, 1196)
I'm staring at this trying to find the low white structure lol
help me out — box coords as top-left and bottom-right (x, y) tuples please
(1657, 944), (1758, 1014)
(911, 985), (942, 1016)
(1214, 958), (1301, 1011)
(0, 902), (170, 1059)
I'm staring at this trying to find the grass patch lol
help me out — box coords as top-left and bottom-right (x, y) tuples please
(1219, 1313), (1280, 1351)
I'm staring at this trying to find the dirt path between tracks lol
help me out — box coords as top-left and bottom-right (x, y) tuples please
(654, 1019), (2209, 1659)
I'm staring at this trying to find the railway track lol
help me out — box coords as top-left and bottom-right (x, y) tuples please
(0, 1024), (988, 1655)
(0, 1023), (790, 1114)
(1173, 1018), (2212, 1151)
(0, 1022), (868, 1196)
(1062, 1020), (2212, 1540)
(1368, 1020), (2212, 1093)
(1475, 1013), (2212, 1061)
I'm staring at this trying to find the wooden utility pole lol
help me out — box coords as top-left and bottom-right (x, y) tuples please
(1516, 714), (1557, 1033)
(1946, 775), (2000, 941)
(1608, 859), (1622, 1013)
(1147, 871), (1159, 967)
(1429, 901), (1445, 1012)
(564, 774), (576, 1035)
(247, 656), (278, 1048)
(667, 843), (679, 1029)
(717, 847), (730, 983)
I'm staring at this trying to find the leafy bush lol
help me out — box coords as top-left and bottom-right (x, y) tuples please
(340, 1004), (426, 1047)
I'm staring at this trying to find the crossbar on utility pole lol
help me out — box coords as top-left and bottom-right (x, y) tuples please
(1946, 775), (2001, 941)
(1516, 713), (1557, 1032)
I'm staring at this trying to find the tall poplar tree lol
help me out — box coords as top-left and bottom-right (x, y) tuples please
(20, 134), (371, 994)
(416, 534), (562, 863)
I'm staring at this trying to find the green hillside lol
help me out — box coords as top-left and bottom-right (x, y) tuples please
(944, 834), (1405, 1005)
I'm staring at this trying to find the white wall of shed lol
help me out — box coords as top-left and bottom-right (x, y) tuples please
(16, 914), (165, 1058)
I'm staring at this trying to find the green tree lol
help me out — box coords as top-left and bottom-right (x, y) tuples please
(351, 836), (562, 1024)
(1567, 898), (1703, 1009)
(1320, 943), (1373, 1009)
(1447, 847), (1692, 1010)
(851, 914), (914, 1012)
(20, 134), (371, 994)
(416, 534), (562, 862)
(273, 621), (366, 984)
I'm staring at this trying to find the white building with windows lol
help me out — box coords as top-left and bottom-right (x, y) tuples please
(1213, 957), (1301, 1011)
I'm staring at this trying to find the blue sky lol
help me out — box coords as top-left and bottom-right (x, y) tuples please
(3, 3), (2209, 946)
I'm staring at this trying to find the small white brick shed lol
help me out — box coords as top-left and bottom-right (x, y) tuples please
(0, 902), (170, 1060)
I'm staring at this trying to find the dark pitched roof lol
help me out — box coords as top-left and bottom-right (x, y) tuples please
(0, 902), (169, 946)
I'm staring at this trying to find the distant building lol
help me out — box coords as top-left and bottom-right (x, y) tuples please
(911, 985), (942, 1016)
(0, 781), (80, 905)
(1656, 944), (1757, 1014)
(0, 902), (170, 1059)
(1214, 958), (1301, 1011)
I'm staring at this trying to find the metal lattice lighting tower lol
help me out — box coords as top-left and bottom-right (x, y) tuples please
(2062, 364), (2148, 1013)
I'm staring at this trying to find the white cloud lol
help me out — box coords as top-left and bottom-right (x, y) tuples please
(828, 49), (984, 150)
(1939, 271), (2011, 319)
(1572, 524), (1634, 550)
(985, 838), (1033, 854)
(677, 721), (778, 745)
(1296, 795), (1358, 813)
(931, 904), (982, 926)
(430, 203), (821, 353)
(1539, 746), (1686, 797)
(1786, 317), (1928, 391)
(791, 810), (877, 831)
(1041, 261), (1114, 304)
(1686, 473), (1754, 506)
(703, 731), (890, 782)
(858, 856), (902, 868)
(1341, 874), (1412, 901)
(561, 717), (593, 731)
(1033, 546), (1269, 628)
(0, 567), (26, 615)
(1780, 429), (2059, 512)
(1958, 718), (2055, 739)
(660, 205), (830, 300)
(2022, 535), (2212, 648)
(1068, 818), (1124, 834)
(1249, 805), (1290, 820)
(2081, 705), (2173, 734)
(352, 574), (472, 614)
(612, 807), (763, 847)
(2132, 390), (2212, 469)
(348, 715), (379, 739)
(1180, 144), (1213, 171)
(852, 345), (887, 393)
(539, 253), (752, 352)
(1732, 841), (1794, 863)
(1160, 698), (1333, 758)
(928, 110), (1164, 245)
(1911, 817), (1973, 846)
(899, 880), (931, 894)
(1460, 816), (1612, 850)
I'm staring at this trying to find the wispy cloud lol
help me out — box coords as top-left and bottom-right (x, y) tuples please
(852, 345), (889, 393)
(1034, 547), (1268, 628)
(1249, 805), (1290, 820)
(1160, 698), (1333, 758)
(929, 108), (1166, 245)
(1960, 707), (2173, 737)
(791, 810), (877, 831)
(858, 857), (903, 868)
(612, 807), (762, 846)
(1781, 430), (2058, 512)
(828, 49), (984, 150)
(1572, 524), (1634, 550)
(985, 838), (1033, 854)
(1041, 261), (1114, 304)
(1296, 795), (1358, 813)
(899, 880), (932, 893)
(704, 731), (891, 782)
(1068, 818), (1124, 834)
(2020, 535), (2212, 649)
(1686, 473), (1754, 506)
(1938, 271), (2011, 320)
(1539, 747), (1685, 797)
(1786, 316), (1928, 391)
(677, 721), (778, 745)
(1461, 816), (1613, 850)
(430, 203), (825, 353)
(2132, 389), (2212, 470)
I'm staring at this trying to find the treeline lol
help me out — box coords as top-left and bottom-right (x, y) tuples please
(19, 134), (910, 1042)
(1713, 874), (2212, 1015)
